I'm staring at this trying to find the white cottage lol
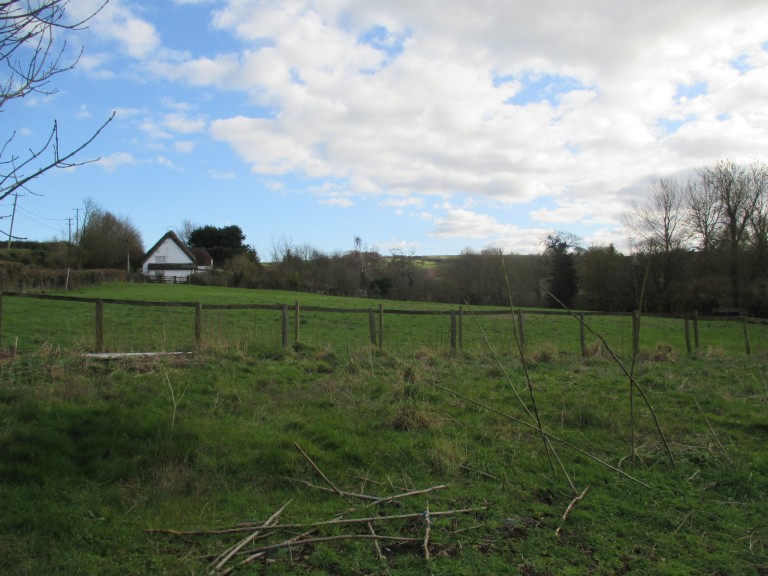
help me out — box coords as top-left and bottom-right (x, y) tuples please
(141, 231), (213, 281)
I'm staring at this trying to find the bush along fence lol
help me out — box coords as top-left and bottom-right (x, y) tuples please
(0, 291), (765, 358)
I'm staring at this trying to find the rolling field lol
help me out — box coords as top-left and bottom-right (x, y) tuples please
(0, 284), (766, 574)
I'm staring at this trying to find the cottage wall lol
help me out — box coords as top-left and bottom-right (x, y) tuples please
(142, 238), (196, 279)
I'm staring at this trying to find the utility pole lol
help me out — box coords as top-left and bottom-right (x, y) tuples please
(66, 218), (73, 243)
(7, 192), (18, 250)
(73, 207), (80, 243)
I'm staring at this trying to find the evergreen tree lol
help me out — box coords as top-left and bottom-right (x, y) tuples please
(545, 233), (579, 308)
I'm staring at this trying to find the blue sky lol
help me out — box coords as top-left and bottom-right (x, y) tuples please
(6, 0), (768, 258)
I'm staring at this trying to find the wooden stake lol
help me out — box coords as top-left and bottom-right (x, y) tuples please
(194, 302), (202, 352)
(95, 299), (104, 352)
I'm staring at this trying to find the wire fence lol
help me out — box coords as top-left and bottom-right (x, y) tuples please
(1, 292), (766, 360)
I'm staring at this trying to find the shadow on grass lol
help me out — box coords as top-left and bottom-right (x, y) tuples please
(0, 401), (197, 486)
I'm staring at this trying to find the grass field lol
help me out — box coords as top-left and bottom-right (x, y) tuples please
(2, 283), (765, 359)
(1, 283), (767, 574)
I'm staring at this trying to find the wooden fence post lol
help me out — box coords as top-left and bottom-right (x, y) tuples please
(368, 308), (377, 347)
(95, 299), (104, 352)
(742, 317), (751, 355)
(684, 316), (692, 356)
(194, 302), (202, 351)
(281, 304), (289, 348)
(693, 311), (699, 352)
(294, 301), (300, 343)
(450, 310), (457, 352)
(632, 310), (640, 357)
(378, 304), (384, 350)
(516, 309), (525, 351)
(579, 312), (586, 357)
(458, 305), (463, 352)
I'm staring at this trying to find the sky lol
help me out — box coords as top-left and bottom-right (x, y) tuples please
(6, 0), (768, 258)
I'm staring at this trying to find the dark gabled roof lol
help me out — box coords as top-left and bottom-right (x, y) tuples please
(189, 246), (213, 267)
(141, 230), (197, 267)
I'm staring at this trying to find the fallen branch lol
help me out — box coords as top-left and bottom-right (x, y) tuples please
(296, 479), (386, 502)
(238, 533), (422, 557)
(148, 507), (485, 537)
(294, 442), (341, 494)
(459, 464), (499, 481)
(238, 526), (319, 568)
(673, 510), (693, 534)
(209, 500), (290, 572)
(555, 485), (590, 537)
(295, 479), (449, 505)
(367, 522), (385, 561)
(369, 484), (450, 505)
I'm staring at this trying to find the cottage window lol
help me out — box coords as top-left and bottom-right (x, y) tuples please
(155, 256), (166, 263)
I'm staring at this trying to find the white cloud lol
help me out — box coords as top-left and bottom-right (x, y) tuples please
(379, 196), (424, 209)
(73, 0), (162, 60)
(157, 156), (182, 171)
(209, 169), (236, 180)
(319, 196), (355, 208)
(162, 113), (207, 134)
(96, 152), (135, 171)
(76, 0), (768, 251)
(174, 140), (197, 153)
(430, 209), (511, 239)
(76, 105), (92, 119)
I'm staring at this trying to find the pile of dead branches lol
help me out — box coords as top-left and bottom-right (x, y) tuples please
(146, 443), (486, 574)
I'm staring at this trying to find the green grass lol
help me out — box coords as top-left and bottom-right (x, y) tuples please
(2, 283), (765, 359)
(0, 284), (767, 574)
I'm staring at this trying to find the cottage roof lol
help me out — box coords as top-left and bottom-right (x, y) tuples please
(189, 246), (213, 267)
(141, 230), (197, 266)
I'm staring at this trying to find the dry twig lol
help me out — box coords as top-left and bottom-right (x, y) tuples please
(694, 398), (731, 463)
(429, 380), (650, 488)
(540, 286), (675, 468)
(367, 521), (385, 561)
(555, 485), (590, 537)
(294, 442), (341, 494)
(422, 506), (432, 560)
(296, 479), (449, 504)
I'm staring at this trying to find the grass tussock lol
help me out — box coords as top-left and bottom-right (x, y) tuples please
(391, 401), (444, 432)
(529, 341), (561, 363)
(428, 436), (468, 475)
(639, 343), (677, 362)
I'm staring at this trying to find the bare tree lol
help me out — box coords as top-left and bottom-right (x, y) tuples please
(1, 0), (113, 207)
(623, 177), (691, 311)
(746, 163), (768, 257)
(686, 177), (723, 252)
(176, 219), (197, 245)
(697, 159), (764, 307)
(625, 177), (689, 255)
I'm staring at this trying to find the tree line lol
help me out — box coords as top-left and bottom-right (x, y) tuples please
(190, 159), (768, 317)
(4, 159), (767, 317)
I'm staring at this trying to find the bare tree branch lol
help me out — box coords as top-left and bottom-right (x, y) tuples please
(1, 1), (112, 204)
